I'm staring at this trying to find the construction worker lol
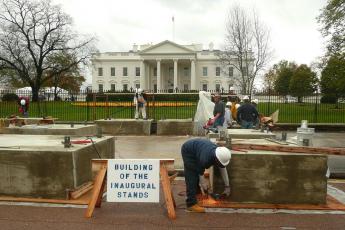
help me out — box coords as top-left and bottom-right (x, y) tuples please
(251, 99), (260, 128)
(133, 88), (147, 119)
(208, 93), (225, 130)
(237, 95), (259, 129)
(181, 138), (231, 213)
(18, 96), (29, 118)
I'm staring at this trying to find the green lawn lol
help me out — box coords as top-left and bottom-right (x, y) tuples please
(1, 101), (344, 123)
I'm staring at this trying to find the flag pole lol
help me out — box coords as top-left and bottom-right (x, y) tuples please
(172, 16), (175, 42)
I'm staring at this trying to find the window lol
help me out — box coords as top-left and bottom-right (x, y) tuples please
(135, 84), (140, 89)
(228, 67), (233, 77)
(184, 84), (188, 91)
(202, 67), (208, 76)
(123, 84), (128, 91)
(154, 67), (157, 77)
(184, 67), (189, 77)
(202, 84), (207, 91)
(98, 68), (103, 76)
(135, 67), (140, 77)
(123, 67), (128, 76)
(241, 67), (247, 76)
(98, 84), (103, 92)
(111, 84), (116, 91)
(154, 84), (157, 92)
(215, 84), (220, 91)
(216, 67), (220, 76)
(111, 67), (115, 76)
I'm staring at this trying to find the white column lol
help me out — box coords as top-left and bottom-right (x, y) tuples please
(173, 59), (178, 91)
(157, 59), (161, 91)
(140, 60), (145, 90)
(191, 59), (196, 90)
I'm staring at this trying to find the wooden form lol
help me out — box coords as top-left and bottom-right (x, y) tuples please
(231, 143), (345, 156)
(199, 195), (345, 211)
(85, 159), (176, 219)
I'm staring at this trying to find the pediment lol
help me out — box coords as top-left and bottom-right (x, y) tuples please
(140, 40), (195, 54)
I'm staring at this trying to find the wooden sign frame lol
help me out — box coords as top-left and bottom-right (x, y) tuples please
(85, 159), (177, 220)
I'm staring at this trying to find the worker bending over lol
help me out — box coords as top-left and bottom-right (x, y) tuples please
(181, 138), (231, 212)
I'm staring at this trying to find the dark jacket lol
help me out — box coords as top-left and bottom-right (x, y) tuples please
(181, 139), (217, 175)
(236, 103), (259, 123)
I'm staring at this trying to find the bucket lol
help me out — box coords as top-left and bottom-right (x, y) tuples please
(297, 127), (314, 146)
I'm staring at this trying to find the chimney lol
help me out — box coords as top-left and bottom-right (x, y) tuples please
(133, 43), (138, 52)
(209, 42), (214, 51)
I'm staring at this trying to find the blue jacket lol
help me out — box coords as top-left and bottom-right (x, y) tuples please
(181, 139), (217, 175)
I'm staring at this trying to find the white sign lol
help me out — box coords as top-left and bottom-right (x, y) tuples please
(107, 159), (160, 203)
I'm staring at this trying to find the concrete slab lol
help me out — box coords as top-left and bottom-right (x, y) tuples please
(0, 134), (114, 199)
(95, 119), (152, 135)
(157, 119), (193, 135)
(3, 124), (97, 136)
(208, 129), (276, 139)
(213, 150), (328, 204)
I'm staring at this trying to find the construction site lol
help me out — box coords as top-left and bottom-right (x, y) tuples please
(1, 92), (345, 230)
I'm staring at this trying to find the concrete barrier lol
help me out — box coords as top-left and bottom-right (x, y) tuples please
(157, 119), (193, 135)
(95, 119), (152, 135)
(0, 135), (114, 199)
(3, 124), (97, 136)
(213, 151), (327, 204)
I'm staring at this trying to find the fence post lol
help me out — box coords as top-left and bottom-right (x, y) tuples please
(313, 92), (318, 123)
(267, 87), (271, 116)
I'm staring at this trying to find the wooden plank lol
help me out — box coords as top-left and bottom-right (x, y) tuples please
(0, 196), (88, 205)
(160, 163), (176, 220)
(232, 143), (345, 156)
(85, 166), (107, 218)
(95, 174), (106, 208)
(200, 195), (345, 211)
(69, 182), (94, 200)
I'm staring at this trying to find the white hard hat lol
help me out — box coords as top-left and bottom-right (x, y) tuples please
(137, 88), (143, 94)
(20, 99), (26, 106)
(243, 95), (249, 100)
(229, 86), (235, 91)
(252, 99), (258, 104)
(215, 147), (231, 167)
(226, 102), (231, 106)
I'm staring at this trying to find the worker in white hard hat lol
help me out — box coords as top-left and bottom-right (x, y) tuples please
(236, 95), (259, 129)
(133, 88), (147, 119)
(181, 138), (231, 213)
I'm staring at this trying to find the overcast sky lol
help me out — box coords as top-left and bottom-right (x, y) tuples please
(53, 0), (327, 83)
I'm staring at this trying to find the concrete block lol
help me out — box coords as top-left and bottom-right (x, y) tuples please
(212, 151), (327, 204)
(208, 129), (276, 139)
(95, 119), (152, 135)
(0, 135), (114, 199)
(157, 119), (193, 135)
(3, 124), (97, 136)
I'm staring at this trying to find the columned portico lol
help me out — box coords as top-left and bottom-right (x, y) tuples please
(140, 60), (145, 89)
(191, 59), (196, 90)
(156, 59), (161, 90)
(173, 59), (178, 90)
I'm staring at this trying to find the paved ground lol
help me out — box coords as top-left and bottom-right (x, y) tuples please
(1, 132), (345, 229)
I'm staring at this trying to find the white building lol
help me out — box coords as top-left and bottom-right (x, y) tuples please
(91, 40), (242, 92)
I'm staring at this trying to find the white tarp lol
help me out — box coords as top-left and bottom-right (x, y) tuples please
(193, 91), (215, 135)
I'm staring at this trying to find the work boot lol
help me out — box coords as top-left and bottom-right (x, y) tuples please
(186, 204), (205, 213)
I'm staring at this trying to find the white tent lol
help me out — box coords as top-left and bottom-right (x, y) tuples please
(193, 91), (215, 135)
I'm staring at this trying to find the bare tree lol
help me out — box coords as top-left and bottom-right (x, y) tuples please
(0, 0), (96, 101)
(218, 5), (272, 95)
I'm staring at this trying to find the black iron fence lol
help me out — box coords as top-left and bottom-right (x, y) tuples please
(0, 89), (344, 123)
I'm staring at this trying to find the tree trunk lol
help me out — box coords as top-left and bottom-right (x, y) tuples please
(31, 86), (39, 102)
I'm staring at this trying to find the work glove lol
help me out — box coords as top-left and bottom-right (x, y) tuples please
(222, 186), (231, 197)
(199, 175), (210, 193)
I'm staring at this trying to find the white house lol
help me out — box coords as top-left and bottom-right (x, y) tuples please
(91, 40), (243, 92)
